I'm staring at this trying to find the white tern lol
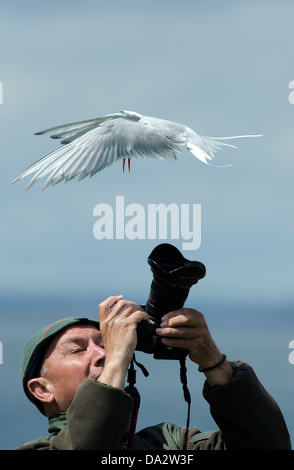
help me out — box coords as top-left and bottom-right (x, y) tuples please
(11, 110), (262, 190)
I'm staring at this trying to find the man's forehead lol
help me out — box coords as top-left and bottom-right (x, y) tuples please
(58, 324), (101, 342)
(45, 324), (101, 355)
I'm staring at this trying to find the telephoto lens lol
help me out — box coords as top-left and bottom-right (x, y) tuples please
(136, 243), (206, 359)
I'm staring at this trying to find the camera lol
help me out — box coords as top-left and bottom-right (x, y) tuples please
(136, 243), (206, 360)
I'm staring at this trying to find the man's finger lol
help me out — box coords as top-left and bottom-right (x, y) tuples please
(161, 309), (204, 328)
(156, 326), (198, 338)
(98, 295), (124, 317)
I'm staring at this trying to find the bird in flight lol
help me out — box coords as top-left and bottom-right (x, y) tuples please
(11, 110), (262, 190)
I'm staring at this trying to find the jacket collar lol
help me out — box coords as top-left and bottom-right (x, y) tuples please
(48, 412), (67, 434)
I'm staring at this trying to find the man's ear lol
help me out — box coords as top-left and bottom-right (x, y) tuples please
(27, 377), (55, 404)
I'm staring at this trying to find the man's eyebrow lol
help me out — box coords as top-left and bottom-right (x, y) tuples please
(62, 337), (86, 345)
(61, 333), (102, 347)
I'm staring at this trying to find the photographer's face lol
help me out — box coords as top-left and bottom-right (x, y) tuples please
(41, 325), (105, 411)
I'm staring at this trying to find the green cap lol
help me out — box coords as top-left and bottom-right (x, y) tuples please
(21, 317), (100, 414)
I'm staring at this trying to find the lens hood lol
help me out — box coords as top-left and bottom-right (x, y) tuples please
(147, 243), (206, 287)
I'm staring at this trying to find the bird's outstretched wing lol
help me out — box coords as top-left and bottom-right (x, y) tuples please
(11, 112), (183, 190)
(34, 112), (126, 144)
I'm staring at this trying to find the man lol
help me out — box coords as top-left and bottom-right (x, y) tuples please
(17, 295), (291, 450)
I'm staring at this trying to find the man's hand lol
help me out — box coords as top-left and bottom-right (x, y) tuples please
(156, 308), (233, 385)
(98, 296), (149, 389)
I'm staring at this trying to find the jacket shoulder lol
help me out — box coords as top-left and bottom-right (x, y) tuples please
(15, 434), (55, 450)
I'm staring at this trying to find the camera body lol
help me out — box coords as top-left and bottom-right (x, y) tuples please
(136, 243), (206, 360)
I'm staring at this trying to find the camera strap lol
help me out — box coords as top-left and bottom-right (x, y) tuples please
(179, 356), (191, 450)
(122, 355), (149, 450)
(122, 355), (190, 450)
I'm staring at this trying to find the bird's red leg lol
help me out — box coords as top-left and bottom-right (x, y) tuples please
(128, 158), (131, 172)
(123, 158), (126, 172)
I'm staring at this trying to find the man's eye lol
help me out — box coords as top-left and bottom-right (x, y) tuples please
(71, 348), (85, 354)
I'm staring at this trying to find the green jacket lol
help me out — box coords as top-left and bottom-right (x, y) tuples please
(16, 361), (291, 450)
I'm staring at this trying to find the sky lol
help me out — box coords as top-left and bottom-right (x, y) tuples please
(0, 0), (294, 450)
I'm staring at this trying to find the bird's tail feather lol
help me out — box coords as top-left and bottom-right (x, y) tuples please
(186, 143), (232, 167)
(186, 134), (262, 166)
(202, 134), (262, 153)
(187, 134), (262, 166)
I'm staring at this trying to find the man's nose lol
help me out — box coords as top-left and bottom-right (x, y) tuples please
(91, 344), (106, 365)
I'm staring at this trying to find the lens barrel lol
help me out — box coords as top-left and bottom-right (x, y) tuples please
(136, 244), (206, 359)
